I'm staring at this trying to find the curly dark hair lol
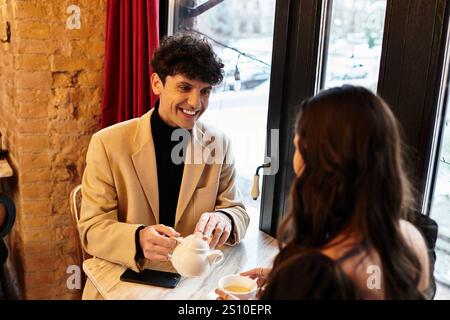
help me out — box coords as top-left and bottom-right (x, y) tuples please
(151, 32), (224, 85)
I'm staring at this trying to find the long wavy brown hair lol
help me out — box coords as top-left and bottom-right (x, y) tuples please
(274, 85), (423, 299)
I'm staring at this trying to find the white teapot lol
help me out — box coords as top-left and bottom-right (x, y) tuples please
(169, 232), (224, 277)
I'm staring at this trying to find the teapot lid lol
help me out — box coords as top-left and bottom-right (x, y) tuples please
(181, 232), (209, 252)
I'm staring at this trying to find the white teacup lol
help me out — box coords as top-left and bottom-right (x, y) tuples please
(218, 274), (258, 300)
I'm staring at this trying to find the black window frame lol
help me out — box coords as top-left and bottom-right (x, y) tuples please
(378, 0), (450, 216)
(260, 0), (325, 235)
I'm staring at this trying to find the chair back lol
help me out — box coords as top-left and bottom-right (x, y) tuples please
(69, 185), (91, 264)
(0, 193), (15, 299)
(0, 194), (15, 239)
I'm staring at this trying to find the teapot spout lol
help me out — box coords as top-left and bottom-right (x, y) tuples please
(207, 250), (224, 265)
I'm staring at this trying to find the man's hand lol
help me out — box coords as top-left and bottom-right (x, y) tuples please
(139, 224), (180, 262)
(195, 212), (232, 249)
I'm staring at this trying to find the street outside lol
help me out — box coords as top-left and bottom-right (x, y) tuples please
(430, 107), (450, 299)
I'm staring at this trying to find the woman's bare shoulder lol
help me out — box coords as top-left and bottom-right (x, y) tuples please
(399, 220), (428, 249)
(399, 219), (430, 292)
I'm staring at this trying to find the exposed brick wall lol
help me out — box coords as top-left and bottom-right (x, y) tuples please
(0, 0), (106, 299)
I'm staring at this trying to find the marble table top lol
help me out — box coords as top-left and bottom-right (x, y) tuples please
(83, 222), (279, 300)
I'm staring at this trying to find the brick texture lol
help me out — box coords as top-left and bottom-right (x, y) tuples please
(0, 0), (106, 299)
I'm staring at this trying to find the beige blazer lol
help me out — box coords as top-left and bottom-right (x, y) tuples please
(79, 109), (249, 299)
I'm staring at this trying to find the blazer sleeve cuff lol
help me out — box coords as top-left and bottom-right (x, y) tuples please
(135, 225), (146, 271)
(216, 208), (248, 246)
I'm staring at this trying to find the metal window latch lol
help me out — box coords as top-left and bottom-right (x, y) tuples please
(1, 21), (11, 43)
(251, 162), (271, 200)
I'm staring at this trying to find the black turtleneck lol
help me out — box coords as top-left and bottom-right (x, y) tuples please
(151, 102), (187, 227)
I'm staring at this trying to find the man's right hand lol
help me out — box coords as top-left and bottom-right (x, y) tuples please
(139, 224), (180, 262)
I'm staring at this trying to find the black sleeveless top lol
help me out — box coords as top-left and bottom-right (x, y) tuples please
(261, 250), (358, 300)
(261, 244), (427, 300)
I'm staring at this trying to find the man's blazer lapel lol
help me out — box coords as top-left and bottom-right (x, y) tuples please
(175, 123), (208, 226)
(131, 109), (159, 223)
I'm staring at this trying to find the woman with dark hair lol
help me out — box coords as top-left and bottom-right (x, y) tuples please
(216, 85), (430, 300)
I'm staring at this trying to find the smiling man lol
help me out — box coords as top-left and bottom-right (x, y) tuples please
(79, 33), (249, 299)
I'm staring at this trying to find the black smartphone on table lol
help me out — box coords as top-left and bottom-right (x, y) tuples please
(120, 268), (182, 288)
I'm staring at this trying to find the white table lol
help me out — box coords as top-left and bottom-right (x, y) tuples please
(83, 223), (278, 300)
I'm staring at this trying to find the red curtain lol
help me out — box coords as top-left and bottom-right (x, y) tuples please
(101, 0), (159, 128)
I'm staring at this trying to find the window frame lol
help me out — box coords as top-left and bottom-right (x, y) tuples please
(260, 0), (325, 235)
(423, 23), (450, 217)
(377, 0), (450, 216)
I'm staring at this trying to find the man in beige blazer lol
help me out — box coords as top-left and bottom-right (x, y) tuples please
(79, 33), (249, 299)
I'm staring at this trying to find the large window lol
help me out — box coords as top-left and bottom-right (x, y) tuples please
(170, 0), (277, 226)
(322, 0), (387, 91)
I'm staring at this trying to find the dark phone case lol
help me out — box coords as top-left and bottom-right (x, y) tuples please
(120, 268), (181, 288)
